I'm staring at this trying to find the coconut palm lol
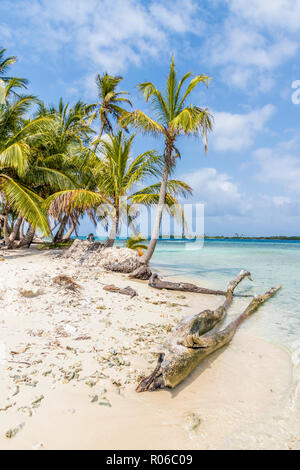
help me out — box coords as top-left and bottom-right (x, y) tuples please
(0, 84), (54, 246)
(120, 57), (213, 267)
(126, 234), (148, 256)
(45, 131), (192, 247)
(87, 73), (132, 149)
(30, 98), (96, 242)
(0, 48), (28, 88)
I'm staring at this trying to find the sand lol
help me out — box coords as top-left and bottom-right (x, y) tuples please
(0, 247), (298, 450)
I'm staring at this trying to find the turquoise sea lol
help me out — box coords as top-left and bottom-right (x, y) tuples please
(150, 238), (300, 352)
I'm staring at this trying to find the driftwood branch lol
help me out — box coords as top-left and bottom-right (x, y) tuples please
(103, 284), (138, 298)
(136, 270), (281, 392)
(149, 273), (227, 296)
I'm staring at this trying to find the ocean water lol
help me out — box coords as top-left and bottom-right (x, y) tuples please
(150, 238), (300, 352)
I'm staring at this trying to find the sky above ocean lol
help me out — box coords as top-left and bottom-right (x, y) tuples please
(1, 0), (300, 236)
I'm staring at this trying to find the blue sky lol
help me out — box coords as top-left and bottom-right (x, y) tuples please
(1, 0), (300, 236)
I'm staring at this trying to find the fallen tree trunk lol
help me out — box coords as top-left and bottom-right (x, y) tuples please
(136, 270), (281, 392)
(149, 273), (227, 296)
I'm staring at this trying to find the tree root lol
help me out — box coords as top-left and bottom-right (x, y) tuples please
(128, 264), (152, 280)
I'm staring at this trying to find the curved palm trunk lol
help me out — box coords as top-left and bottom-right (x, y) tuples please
(19, 218), (25, 241)
(104, 207), (119, 248)
(93, 118), (106, 152)
(17, 224), (35, 248)
(53, 214), (69, 243)
(3, 212), (11, 247)
(6, 215), (23, 248)
(62, 215), (79, 241)
(141, 157), (169, 265)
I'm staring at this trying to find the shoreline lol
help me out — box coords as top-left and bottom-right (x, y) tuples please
(0, 247), (298, 450)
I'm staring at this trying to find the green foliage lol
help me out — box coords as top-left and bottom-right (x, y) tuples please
(126, 234), (148, 251)
(0, 48), (198, 248)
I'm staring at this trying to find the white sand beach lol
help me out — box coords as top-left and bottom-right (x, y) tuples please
(0, 247), (298, 450)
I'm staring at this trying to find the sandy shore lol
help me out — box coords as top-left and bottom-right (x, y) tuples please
(0, 247), (298, 450)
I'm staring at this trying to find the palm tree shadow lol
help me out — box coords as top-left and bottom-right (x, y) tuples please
(0, 249), (38, 261)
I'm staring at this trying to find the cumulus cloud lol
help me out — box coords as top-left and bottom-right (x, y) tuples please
(182, 167), (251, 216)
(0, 0), (202, 73)
(253, 145), (300, 194)
(228, 0), (300, 32)
(205, 1), (299, 91)
(212, 105), (275, 152)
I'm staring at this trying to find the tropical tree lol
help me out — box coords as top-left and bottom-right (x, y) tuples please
(31, 98), (95, 242)
(0, 48), (28, 88)
(126, 234), (148, 256)
(0, 82), (54, 247)
(120, 57), (213, 267)
(87, 73), (132, 149)
(45, 131), (192, 247)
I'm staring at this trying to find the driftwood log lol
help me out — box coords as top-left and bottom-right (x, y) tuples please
(103, 284), (138, 298)
(136, 270), (281, 392)
(149, 273), (226, 296)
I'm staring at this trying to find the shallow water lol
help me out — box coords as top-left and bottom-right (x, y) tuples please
(150, 239), (300, 351)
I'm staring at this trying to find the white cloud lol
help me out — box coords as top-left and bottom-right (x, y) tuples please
(182, 167), (251, 216)
(212, 105), (275, 152)
(0, 0), (202, 73)
(210, 26), (297, 70)
(205, 1), (299, 92)
(228, 0), (300, 32)
(253, 145), (300, 194)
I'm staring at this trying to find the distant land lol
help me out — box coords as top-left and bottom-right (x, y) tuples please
(158, 235), (300, 240)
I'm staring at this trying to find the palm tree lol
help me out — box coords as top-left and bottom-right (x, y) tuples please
(0, 83), (54, 247)
(120, 57), (213, 266)
(0, 48), (28, 88)
(126, 234), (148, 256)
(87, 73), (132, 149)
(45, 131), (192, 247)
(31, 98), (95, 243)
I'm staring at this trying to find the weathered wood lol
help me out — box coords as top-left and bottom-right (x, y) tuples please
(129, 264), (152, 280)
(103, 284), (138, 298)
(136, 270), (281, 392)
(149, 273), (227, 296)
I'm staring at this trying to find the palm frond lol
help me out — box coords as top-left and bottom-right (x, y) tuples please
(44, 189), (108, 217)
(0, 174), (49, 234)
(120, 110), (164, 136)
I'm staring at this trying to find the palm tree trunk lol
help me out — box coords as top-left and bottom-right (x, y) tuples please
(19, 218), (25, 241)
(62, 214), (79, 241)
(104, 207), (119, 248)
(17, 224), (35, 248)
(6, 215), (23, 248)
(141, 157), (169, 264)
(93, 119), (105, 152)
(3, 212), (11, 247)
(53, 214), (69, 243)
